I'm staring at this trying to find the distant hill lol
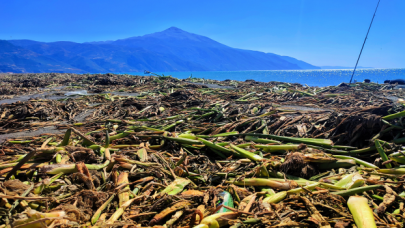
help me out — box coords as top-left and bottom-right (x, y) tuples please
(269, 54), (320, 70)
(2, 27), (320, 73)
(0, 40), (84, 73)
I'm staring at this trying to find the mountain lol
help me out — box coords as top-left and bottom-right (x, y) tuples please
(2, 27), (320, 73)
(0, 40), (84, 73)
(268, 54), (320, 70)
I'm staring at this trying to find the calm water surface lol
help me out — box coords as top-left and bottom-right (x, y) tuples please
(119, 68), (405, 87)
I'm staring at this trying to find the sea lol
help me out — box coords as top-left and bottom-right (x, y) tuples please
(119, 68), (405, 87)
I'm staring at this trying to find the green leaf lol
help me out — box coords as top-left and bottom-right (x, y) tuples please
(375, 140), (392, 168)
(160, 177), (191, 195)
(137, 148), (148, 162)
(217, 191), (234, 213)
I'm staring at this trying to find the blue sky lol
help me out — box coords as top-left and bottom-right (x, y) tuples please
(1, 0), (403, 68)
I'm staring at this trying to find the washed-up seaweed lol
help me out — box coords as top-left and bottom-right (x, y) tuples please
(1, 73), (405, 227)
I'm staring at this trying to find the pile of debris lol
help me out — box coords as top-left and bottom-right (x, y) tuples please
(0, 73), (404, 227)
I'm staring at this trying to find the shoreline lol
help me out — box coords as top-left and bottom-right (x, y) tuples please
(3, 68), (405, 87)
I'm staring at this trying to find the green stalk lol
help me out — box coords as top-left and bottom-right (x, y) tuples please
(375, 140), (392, 168)
(265, 176), (314, 183)
(242, 218), (261, 225)
(317, 159), (356, 169)
(332, 155), (378, 168)
(347, 196), (377, 228)
(89, 145), (102, 150)
(34, 172), (64, 194)
(104, 130), (110, 148)
(106, 198), (136, 224)
(165, 136), (202, 145)
(227, 178), (296, 190)
(390, 156), (405, 164)
(288, 183), (320, 194)
(216, 142), (230, 147)
(243, 133), (333, 147)
(9, 140), (32, 144)
(235, 143), (252, 148)
(382, 110), (405, 120)
(199, 111), (216, 118)
(212, 131), (240, 137)
(325, 148), (356, 154)
(165, 115), (181, 120)
(178, 133), (198, 140)
(261, 188), (276, 197)
(108, 131), (133, 143)
(0, 162), (18, 169)
(57, 128), (71, 146)
(381, 119), (404, 129)
(55, 154), (62, 163)
(262, 191), (287, 204)
(196, 135), (212, 138)
(332, 185), (382, 196)
(254, 144), (302, 152)
(46, 172), (64, 187)
(237, 92), (256, 100)
(106, 119), (123, 123)
(198, 138), (233, 155)
(348, 146), (376, 154)
(229, 144), (262, 162)
(34, 184), (45, 195)
(309, 171), (330, 181)
(372, 195), (384, 201)
(162, 120), (184, 131)
(198, 212), (239, 228)
(378, 168), (405, 174)
(332, 145), (357, 150)
(46, 160), (110, 174)
(389, 151), (405, 164)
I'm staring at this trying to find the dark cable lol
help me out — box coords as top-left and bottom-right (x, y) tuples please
(349, 0), (381, 84)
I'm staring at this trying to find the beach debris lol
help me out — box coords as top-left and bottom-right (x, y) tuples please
(0, 73), (404, 227)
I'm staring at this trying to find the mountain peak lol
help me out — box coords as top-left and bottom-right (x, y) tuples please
(164, 26), (185, 32)
(113, 27), (228, 49)
(141, 26), (216, 44)
(156, 27), (190, 36)
(148, 26), (194, 37)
